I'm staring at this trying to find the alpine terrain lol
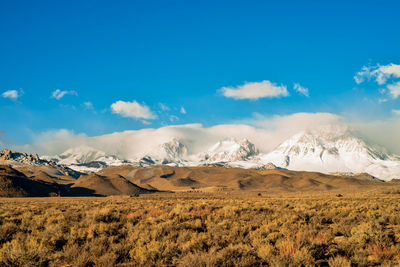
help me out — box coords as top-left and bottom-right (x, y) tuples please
(42, 125), (400, 181)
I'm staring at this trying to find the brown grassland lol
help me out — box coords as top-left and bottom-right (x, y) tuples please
(0, 190), (400, 266)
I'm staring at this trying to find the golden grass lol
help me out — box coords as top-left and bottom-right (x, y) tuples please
(0, 191), (399, 266)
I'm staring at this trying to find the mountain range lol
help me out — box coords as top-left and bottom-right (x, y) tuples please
(39, 125), (400, 181)
(3, 123), (400, 197)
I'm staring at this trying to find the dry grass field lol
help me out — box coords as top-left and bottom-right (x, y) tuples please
(0, 190), (400, 266)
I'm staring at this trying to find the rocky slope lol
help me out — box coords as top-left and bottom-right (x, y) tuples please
(0, 149), (81, 178)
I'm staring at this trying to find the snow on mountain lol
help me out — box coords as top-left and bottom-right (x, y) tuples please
(200, 138), (259, 162)
(133, 138), (260, 167)
(160, 138), (188, 159)
(0, 149), (43, 166)
(260, 125), (400, 181)
(0, 149), (81, 177)
(42, 125), (400, 180)
(47, 146), (126, 172)
(134, 138), (189, 166)
(58, 146), (125, 165)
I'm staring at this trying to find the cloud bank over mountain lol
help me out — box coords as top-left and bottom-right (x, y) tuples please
(13, 112), (400, 159)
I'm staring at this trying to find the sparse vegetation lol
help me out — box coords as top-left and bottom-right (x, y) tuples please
(0, 192), (399, 266)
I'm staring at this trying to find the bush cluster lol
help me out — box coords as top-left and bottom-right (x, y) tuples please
(0, 192), (399, 266)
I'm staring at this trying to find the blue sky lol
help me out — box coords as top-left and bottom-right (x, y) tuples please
(1, 0), (400, 145)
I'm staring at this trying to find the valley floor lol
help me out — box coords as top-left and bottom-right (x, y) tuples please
(0, 191), (400, 266)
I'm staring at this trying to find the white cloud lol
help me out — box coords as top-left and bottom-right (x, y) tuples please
(241, 112), (342, 141)
(355, 63), (400, 100)
(386, 81), (400, 99)
(244, 112), (400, 155)
(16, 129), (87, 155)
(33, 129), (85, 143)
(19, 113), (344, 158)
(141, 120), (151, 125)
(83, 101), (94, 110)
(51, 89), (78, 100)
(351, 118), (400, 155)
(169, 115), (179, 122)
(2, 90), (20, 100)
(111, 100), (157, 120)
(180, 106), (187, 114)
(355, 63), (400, 85)
(158, 103), (170, 111)
(392, 110), (400, 116)
(220, 80), (289, 100)
(354, 66), (373, 84)
(16, 112), (400, 159)
(293, 83), (309, 97)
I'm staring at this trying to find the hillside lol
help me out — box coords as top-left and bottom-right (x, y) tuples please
(0, 165), (60, 197)
(103, 165), (390, 193)
(0, 155), (396, 197)
(71, 173), (153, 196)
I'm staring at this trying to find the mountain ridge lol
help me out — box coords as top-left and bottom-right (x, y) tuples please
(39, 125), (400, 181)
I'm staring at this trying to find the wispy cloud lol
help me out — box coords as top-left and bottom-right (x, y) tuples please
(81, 101), (96, 113)
(392, 109), (400, 116)
(158, 103), (170, 111)
(180, 106), (186, 114)
(2, 89), (22, 100)
(83, 101), (94, 110)
(111, 100), (157, 120)
(51, 89), (78, 100)
(293, 83), (309, 97)
(17, 112), (400, 159)
(355, 63), (400, 100)
(386, 81), (400, 99)
(18, 113), (346, 157)
(169, 115), (179, 122)
(141, 120), (151, 125)
(220, 80), (289, 100)
(355, 63), (400, 85)
(2, 90), (19, 100)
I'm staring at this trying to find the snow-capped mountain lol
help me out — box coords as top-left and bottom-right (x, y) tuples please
(0, 149), (43, 166)
(260, 125), (400, 180)
(46, 146), (126, 172)
(134, 138), (189, 166)
(41, 125), (400, 180)
(134, 138), (260, 168)
(0, 149), (81, 177)
(200, 138), (259, 162)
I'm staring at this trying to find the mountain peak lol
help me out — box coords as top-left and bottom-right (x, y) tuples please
(134, 138), (189, 166)
(203, 138), (259, 162)
(0, 149), (43, 165)
(35, 125), (400, 181)
(304, 124), (351, 139)
(52, 146), (125, 172)
(261, 125), (400, 180)
(0, 149), (81, 178)
(276, 125), (387, 160)
(160, 138), (188, 159)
